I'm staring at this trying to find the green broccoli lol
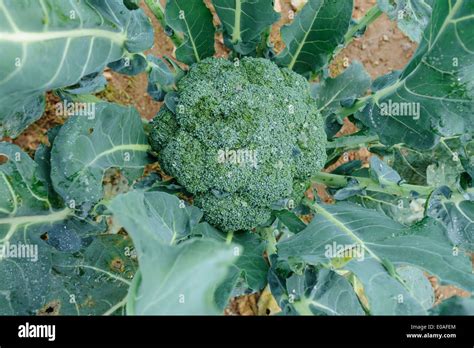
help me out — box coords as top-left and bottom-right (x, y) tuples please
(149, 57), (326, 231)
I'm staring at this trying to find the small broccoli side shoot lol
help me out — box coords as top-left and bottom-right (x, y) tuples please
(150, 57), (327, 231)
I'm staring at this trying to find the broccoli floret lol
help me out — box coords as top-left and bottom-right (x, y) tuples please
(149, 107), (178, 151)
(150, 57), (327, 231)
(194, 193), (271, 232)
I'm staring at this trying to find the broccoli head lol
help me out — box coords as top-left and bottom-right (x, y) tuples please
(149, 57), (326, 231)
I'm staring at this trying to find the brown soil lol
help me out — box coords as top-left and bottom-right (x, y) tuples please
(97, 2), (174, 121)
(10, 93), (64, 157)
(334, 0), (416, 78)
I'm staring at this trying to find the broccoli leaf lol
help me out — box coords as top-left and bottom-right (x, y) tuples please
(109, 190), (202, 245)
(0, 0), (153, 137)
(274, 210), (307, 233)
(109, 191), (237, 314)
(60, 72), (107, 95)
(0, 143), (135, 315)
(47, 234), (137, 315)
(108, 54), (149, 76)
(0, 142), (73, 245)
(192, 222), (269, 291)
(312, 61), (371, 118)
(277, 201), (474, 314)
(50, 103), (151, 208)
(397, 265), (435, 310)
(387, 144), (432, 185)
(427, 188), (474, 251)
(370, 156), (403, 185)
(212, 0), (280, 55)
(146, 55), (184, 101)
(357, 0), (474, 149)
(274, 0), (353, 75)
(377, 0), (433, 43)
(269, 266), (365, 315)
(165, 0), (215, 65)
(344, 257), (429, 314)
(126, 239), (236, 315)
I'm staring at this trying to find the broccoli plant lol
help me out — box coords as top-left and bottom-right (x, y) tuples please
(150, 57), (326, 231)
(0, 0), (473, 316)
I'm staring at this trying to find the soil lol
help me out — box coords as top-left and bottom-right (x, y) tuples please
(335, 0), (416, 78)
(4, 0), (469, 314)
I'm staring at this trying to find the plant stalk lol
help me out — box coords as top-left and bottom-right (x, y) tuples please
(256, 26), (272, 58)
(338, 94), (373, 118)
(332, 5), (383, 60)
(226, 231), (234, 245)
(311, 171), (434, 197)
(343, 5), (383, 46)
(326, 134), (380, 149)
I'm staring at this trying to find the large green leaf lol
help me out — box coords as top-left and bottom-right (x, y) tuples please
(397, 266), (435, 310)
(165, 0), (215, 65)
(277, 201), (474, 314)
(388, 144), (432, 185)
(346, 191), (426, 226)
(146, 55), (184, 102)
(357, 0), (474, 149)
(269, 266), (365, 315)
(192, 222), (269, 290)
(274, 0), (353, 75)
(126, 239), (236, 315)
(109, 191), (237, 314)
(325, 156), (427, 225)
(377, 0), (433, 42)
(274, 210), (307, 233)
(0, 142), (72, 246)
(0, 0), (153, 137)
(212, 0), (280, 55)
(0, 143), (135, 315)
(0, 232), (136, 315)
(50, 102), (151, 208)
(427, 189), (474, 251)
(34, 126), (63, 207)
(46, 234), (137, 316)
(312, 61), (371, 118)
(429, 295), (474, 315)
(344, 257), (428, 314)
(109, 190), (202, 245)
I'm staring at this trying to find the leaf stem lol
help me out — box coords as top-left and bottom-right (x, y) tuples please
(103, 297), (128, 316)
(256, 26), (272, 58)
(262, 227), (277, 257)
(311, 171), (434, 197)
(226, 230), (234, 245)
(232, 0), (242, 43)
(332, 5), (383, 58)
(326, 134), (380, 149)
(338, 94), (373, 118)
(345, 5), (383, 45)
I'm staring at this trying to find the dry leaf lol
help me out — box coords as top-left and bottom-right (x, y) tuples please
(257, 285), (281, 315)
